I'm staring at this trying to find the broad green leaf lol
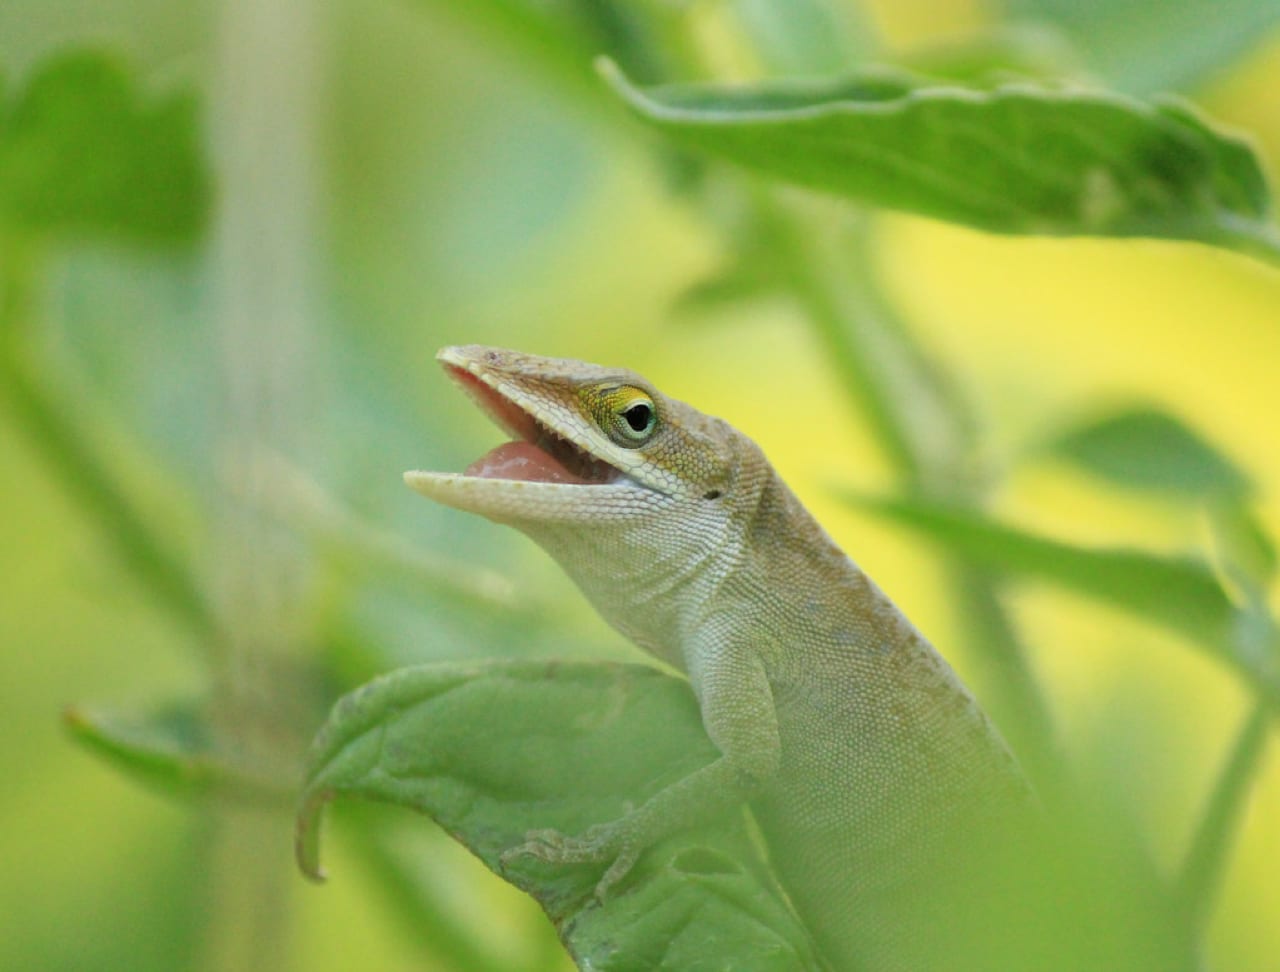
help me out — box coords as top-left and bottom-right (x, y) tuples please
(64, 701), (291, 804)
(840, 492), (1280, 707)
(1008, 0), (1280, 94)
(600, 61), (1280, 264)
(297, 661), (822, 972)
(0, 50), (210, 243)
(1044, 407), (1252, 500)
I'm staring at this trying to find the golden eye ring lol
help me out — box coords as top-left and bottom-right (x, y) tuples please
(590, 385), (658, 447)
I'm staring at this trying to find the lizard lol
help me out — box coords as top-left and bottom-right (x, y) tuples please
(405, 345), (1041, 971)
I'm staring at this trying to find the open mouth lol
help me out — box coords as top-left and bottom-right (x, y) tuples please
(446, 363), (620, 486)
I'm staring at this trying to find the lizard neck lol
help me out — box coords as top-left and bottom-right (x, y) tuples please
(711, 456), (933, 673)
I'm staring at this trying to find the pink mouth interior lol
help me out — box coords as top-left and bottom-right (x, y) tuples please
(464, 441), (591, 484)
(446, 364), (616, 485)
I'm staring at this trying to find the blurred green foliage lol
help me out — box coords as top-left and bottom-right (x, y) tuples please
(0, 51), (209, 243)
(1, 1), (1278, 970)
(1006, 0), (1280, 93)
(1044, 407), (1253, 500)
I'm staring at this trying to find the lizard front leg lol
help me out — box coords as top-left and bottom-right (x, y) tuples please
(504, 645), (781, 898)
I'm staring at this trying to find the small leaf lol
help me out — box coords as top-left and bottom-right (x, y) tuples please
(297, 661), (822, 972)
(600, 61), (1280, 263)
(1209, 504), (1277, 594)
(841, 492), (1280, 706)
(675, 212), (786, 314)
(64, 701), (291, 804)
(1044, 407), (1252, 500)
(0, 50), (210, 244)
(675, 261), (780, 313)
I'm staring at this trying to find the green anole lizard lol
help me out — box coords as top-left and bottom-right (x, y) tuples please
(406, 345), (1038, 971)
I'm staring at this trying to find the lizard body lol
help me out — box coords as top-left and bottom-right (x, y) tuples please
(407, 346), (1036, 971)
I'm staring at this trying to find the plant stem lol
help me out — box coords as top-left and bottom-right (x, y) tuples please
(949, 566), (1060, 789)
(0, 236), (218, 645)
(1175, 700), (1271, 934)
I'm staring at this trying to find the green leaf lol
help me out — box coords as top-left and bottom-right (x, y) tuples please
(675, 209), (786, 314)
(839, 492), (1280, 707)
(1008, 0), (1280, 94)
(0, 50), (210, 244)
(1044, 407), (1252, 500)
(247, 450), (550, 622)
(897, 26), (1085, 87)
(1210, 504), (1277, 589)
(734, 0), (868, 75)
(296, 661), (822, 972)
(600, 61), (1280, 264)
(64, 701), (291, 804)
(410, 0), (657, 109)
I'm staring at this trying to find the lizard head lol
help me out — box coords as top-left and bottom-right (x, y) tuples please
(405, 345), (740, 524)
(405, 344), (765, 660)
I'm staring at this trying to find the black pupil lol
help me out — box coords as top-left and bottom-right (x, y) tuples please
(623, 402), (652, 433)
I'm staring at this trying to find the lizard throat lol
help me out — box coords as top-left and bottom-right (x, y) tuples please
(446, 364), (621, 486)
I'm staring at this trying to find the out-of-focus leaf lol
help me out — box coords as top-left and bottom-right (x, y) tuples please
(675, 259), (782, 313)
(337, 803), (545, 972)
(0, 50), (210, 244)
(735, 0), (866, 75)
(1210, 504), (1277, 589)
(899, 26), (1084, 86)
(1007, 0), (1280, 94)
(675, 207), (787, 314)
(1044, 407), (1252, 500)
(841, 492), (1280, 707)
(600, 61), (1280, 264)
(64, 701), (292, 804)
(413, 0), (662, 106)
(243, 449), (549, 622)
(0, 339), (218, 643)
(297, 661), (822, 972)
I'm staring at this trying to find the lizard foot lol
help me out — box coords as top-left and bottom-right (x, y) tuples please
(501, 821), (640, 899)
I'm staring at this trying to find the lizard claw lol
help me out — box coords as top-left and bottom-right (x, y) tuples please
(500, 822), (640, 899)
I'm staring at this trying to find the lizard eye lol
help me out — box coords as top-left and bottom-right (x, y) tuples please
(612, 394), (657, 445)
(622, 401), (654, 434)
(590, 386), (658, 447)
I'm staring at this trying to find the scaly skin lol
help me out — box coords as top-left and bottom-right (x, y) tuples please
(406, 346), (1036, 971)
